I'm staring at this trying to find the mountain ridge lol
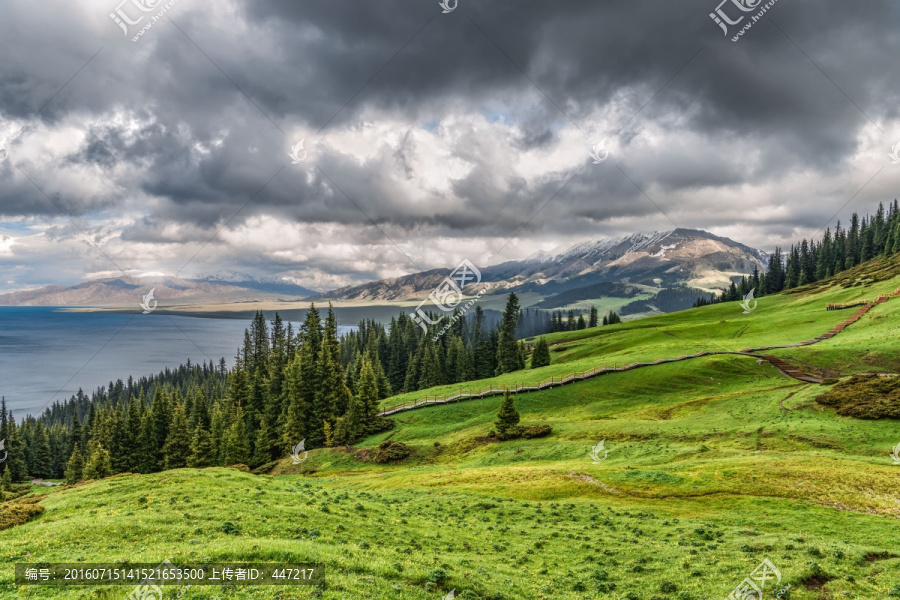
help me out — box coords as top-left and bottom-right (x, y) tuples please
(313, 228), (768, 302)
(0, 229), (767, 308)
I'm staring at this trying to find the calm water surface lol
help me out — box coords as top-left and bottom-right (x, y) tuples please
(0, 307), (354, 419)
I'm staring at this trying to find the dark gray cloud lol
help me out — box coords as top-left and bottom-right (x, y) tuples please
(1, 0), (898, 290)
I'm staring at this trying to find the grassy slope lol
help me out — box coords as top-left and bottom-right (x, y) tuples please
(382, 253), (900, 409)
(4, 256), (900, 599)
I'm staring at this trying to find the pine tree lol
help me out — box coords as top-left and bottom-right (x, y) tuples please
(494, 391), (520, 434)
(589, 306), (598, 328)
(31, 423), (53, 479)
(310, 306), (351, 448)
(65, 442), (84, 484)
(334, 394), (364, 446)
(5, 417), (27, 483)
(188, 424), (214, 468)
(150, 388), (171, 471)
(68, 412), (82, 458)
(531, 337), (551, 368)
(83, 442), (112, 480)
(323, 421), (335, 448)
(125, 396), (143, 472)
(496, 294), (523, 374)
(356, 359), (380, 435)
(136, 403), (158, 474)
(282, 352), (309, 451)
(163, 403), (191, 470)
(222, 402), (252, 466)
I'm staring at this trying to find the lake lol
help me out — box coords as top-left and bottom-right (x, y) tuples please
(0, 307), (355, 419)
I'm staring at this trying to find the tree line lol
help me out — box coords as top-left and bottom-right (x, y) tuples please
(695, 201), (900, 307)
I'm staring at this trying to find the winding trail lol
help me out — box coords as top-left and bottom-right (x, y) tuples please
(378, 291), (896, 417)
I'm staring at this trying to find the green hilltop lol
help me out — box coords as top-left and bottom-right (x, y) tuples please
(3, 253), (900, 599)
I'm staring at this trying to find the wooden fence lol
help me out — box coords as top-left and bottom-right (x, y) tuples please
(378, 284), (900, 417)
(378, 354), (721, 416)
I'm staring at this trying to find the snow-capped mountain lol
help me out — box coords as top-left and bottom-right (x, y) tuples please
(314, 228), (768, 301)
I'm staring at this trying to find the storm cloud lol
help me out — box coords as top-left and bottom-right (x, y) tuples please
(1, 0), (899, 290)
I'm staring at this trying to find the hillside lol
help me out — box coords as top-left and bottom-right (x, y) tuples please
(3, 253), (900, 599)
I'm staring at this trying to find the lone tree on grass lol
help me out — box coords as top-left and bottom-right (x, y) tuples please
(531, 337), (551, 368)
(495, 391), (520, 434)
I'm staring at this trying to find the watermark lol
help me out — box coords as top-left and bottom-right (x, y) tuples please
(140, 288), (158, 314)
(17, 562), (321, 586)
(739, 288), (757, 314)
(890, 142), (900, 165)
(439, 0), (457, 14)
(430, 283), (493, 342)
(890, 442), (900, 465)
(0, 139), (8, 164)
(289, 139), (307, 164)
(589, 139), (609, 164)
(109, 0), (182, 43)
(0, 439), (7, 463)
(290, 440), (308, 465)
(589, 440), (608, 464)
(726, 558), (790, 600)
(410, 259), (486, 335)
(709, 0), (780, 42)
(126, 560), (190, 600)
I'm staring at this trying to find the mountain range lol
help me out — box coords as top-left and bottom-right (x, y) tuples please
(312, 228), (767, 302)
(0, 229), (766, 311)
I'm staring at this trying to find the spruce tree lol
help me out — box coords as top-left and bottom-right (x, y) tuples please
(150, 388), (171, 471)
(31, 423), (53, 479)
(282, 352), (309, 451)
(323, 421), (335, 448)
(310, 306), (351, 448)
(494, 391), (520, 434)
(65, 443), (84, 484)
(589, 306), (598, 328)
(125, 396), (143, 472)
(334, 394), (364, 446)
(5, 417), (28, 483)
(356, 359), (381, 434)
(163, 403), (191, 470)
(531, 337), (551, 368)
(137, 404), (158, 474)
(496, 294), (523, 374)
(188, 424), (214, 468)
(83, 443), (112, 480)
(222, 404), (252, 466)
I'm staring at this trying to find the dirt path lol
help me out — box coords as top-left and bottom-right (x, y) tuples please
(779, 391), (798, 412)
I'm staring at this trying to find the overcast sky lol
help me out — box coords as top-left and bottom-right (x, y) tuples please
(1, 0), (899, 292)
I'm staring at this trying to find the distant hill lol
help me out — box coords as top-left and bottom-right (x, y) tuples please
(0, 275), (317, 308)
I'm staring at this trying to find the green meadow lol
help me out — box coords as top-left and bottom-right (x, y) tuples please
(3, 256), (900, 599)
